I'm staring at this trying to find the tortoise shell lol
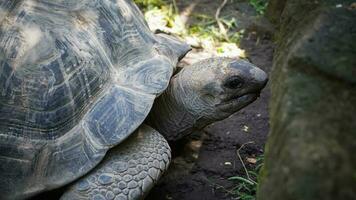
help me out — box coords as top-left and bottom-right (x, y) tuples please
(0, 0), (189, 198)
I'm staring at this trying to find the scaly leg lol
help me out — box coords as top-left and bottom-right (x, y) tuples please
(61, 125), (170, 200)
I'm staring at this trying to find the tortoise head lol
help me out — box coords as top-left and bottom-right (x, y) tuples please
(177, 57), (268, 129)
(149, 57), (268, 141)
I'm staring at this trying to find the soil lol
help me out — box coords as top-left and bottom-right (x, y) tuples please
(145, 1), (275, 199)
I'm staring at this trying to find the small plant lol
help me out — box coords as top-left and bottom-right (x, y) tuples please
(249, 0), (268, 15)
(228, 142), (264, 200)
(133, 0), (246, 57)
(134, 0), (165, 9)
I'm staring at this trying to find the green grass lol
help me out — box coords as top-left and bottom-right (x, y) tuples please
(248, 0), (268, 15)
(134, 0), (166, 9)
(133, 0), (244, 44)
(228, 155), (264, 200)
(187, 15), (244, 44)
(133, 0), (260, 57)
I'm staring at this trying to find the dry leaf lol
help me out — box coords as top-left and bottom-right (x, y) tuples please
(246, 157), (257, 164)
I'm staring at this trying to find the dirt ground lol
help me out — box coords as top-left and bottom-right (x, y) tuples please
(145, 1), (274, 199)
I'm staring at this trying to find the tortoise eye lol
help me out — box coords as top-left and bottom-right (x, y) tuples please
(224, 76), (244, 89)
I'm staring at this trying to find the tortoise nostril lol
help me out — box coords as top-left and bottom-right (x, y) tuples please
(224, 76), (244, 89)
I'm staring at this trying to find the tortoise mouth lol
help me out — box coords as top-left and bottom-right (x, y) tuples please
(217, 92), (260, 108)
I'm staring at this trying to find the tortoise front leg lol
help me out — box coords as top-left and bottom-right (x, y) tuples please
(61, 125), (171, 200)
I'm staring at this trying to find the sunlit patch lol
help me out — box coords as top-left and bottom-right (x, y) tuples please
(144, 8), (167, 32)
(22, 26), (42, 53)
(135, 0), (248, 64)
(216, 42), (245, 58)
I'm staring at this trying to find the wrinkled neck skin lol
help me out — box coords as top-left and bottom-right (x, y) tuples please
(147, 69), (206, 141)
(148, 61), (232, 141)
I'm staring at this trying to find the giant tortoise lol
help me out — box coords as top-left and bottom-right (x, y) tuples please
(0, 0), (268, 199)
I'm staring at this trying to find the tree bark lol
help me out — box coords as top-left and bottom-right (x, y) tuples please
(258, 1), (356, 200)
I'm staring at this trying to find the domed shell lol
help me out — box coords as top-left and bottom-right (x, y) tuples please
(0, 0), (189, 198)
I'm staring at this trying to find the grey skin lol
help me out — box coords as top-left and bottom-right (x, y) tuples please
(148, 57), (268, 141)
(0, 0), (267, 200)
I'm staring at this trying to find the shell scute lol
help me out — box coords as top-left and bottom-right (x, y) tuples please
(0, 0), (190, 199)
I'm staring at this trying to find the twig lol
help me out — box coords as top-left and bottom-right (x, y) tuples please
(215, 0), (229, 41)
(236, 141), (257, 185)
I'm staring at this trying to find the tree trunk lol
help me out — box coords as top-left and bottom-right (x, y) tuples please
(258, 1), (356, 200)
